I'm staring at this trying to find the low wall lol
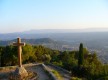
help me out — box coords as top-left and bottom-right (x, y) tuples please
(47, 63), (71, 74)
(0, 66), (17, 72)
(41, 64), (57, 80)
(0, 63), (39, 71)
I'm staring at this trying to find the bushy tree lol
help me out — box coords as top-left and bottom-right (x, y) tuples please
(1, 46), (17, 66)
(42, 54), (51, 63)
(22, 44), (36, 63)
(33, 45), (53, 62)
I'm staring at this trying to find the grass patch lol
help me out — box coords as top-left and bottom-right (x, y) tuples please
(51, 70), (63, 80)
(70, 77), (84, 80)
(0, 66), (16, 72)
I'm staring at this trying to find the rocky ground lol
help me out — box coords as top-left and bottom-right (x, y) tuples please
(0, 63), (72, 80)
(0, 63), (50, 80)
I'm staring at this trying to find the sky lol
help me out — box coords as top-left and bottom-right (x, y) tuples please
(0, 0), (108, 33)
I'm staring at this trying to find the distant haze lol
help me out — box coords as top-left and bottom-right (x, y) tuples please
(1, 29), (108, 34)
(23, 29), (108, 34)
(0, 29), (108, 40)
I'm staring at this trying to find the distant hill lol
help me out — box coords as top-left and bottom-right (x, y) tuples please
(0, 30), (108, 63)
(1, 29), (108, 40)
(0, 38), (72, 51)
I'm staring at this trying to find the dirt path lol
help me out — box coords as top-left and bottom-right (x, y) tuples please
(46, 65), (71, 80)
(26, 65), (50, 80)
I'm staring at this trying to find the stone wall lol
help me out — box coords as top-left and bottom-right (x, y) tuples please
(47, 63), (71, 74)
(41, 64), (57, 80)
(0, 66), (17, 72)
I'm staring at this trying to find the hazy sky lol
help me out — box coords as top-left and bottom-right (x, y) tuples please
(0, 0), (108, 33)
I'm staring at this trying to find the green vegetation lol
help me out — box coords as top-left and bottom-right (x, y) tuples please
(51, 70), (63, 80)
(50, 43), (108, 80)
(78, 43), (84, 67)
(70, 77), (82, 80)
(0, 43), (108, 79)
(0, 45), (53, 66)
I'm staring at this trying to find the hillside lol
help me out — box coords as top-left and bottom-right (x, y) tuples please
(0, 31), (108, 63)
(0, 38), (72, 51)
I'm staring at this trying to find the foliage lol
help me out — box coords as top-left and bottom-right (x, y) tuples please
(1, 46), (17, 66)
(33, 45), (53, 62)
(78, 43), (84, 67)
(70, 77), (82, 80)
(22, 44), (36, 63)
(0, 45), (53, 66)
(0, 44), (108, 79)
(51, 44), (108, 80)
(51, 70), (63, 80)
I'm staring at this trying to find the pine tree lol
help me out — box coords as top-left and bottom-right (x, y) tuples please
(78, 43), (84, 67)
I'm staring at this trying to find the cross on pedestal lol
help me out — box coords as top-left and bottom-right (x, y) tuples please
(13, 37), (25, 67)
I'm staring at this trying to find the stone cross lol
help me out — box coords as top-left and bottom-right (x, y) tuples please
(13, 38), (25, 67)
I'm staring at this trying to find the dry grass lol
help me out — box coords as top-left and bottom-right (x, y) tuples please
(0, 66), (16, 72)
(51, 70), (63, 80)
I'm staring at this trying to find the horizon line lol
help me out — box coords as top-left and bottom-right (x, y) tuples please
(1, 28), (108, 34)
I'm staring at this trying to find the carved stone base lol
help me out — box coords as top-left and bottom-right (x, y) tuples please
(9, 67), (28, 80)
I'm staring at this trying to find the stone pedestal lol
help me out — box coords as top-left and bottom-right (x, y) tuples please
(9, 67), (28, 80)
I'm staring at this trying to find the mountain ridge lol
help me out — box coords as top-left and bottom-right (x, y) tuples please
(0, 38), (72, 51)
(1, 28), (108, 34)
